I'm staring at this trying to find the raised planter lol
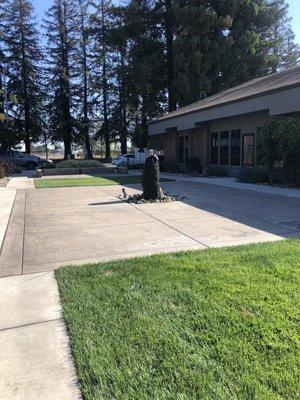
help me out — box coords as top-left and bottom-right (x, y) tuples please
(42, 166), (128, 176)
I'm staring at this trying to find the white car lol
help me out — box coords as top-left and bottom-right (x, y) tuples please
(112, 154), (136, 167)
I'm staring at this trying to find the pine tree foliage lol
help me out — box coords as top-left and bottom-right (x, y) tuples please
(90, 0), (115, 160)
(0, 0), (299, 155)
(44, 0), (78, 159)
(2, 0), (43, 153)
(266, 0), (300, 73)
(73, 0), (93, 159)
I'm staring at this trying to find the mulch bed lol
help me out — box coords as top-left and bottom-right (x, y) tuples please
(118, 192), (184, 204)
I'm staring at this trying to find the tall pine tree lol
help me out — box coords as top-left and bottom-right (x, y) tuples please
(266, 0), (300, 73)
(3, 0), (43, 154)
(109, 4), (130, 154)
(125, 0), (165, 148)
(44, 0), (77, 159)
(90, 0), (113, 160)
(74, 0), (93, 159)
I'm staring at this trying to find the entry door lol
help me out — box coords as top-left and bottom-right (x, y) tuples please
(178, 135), (189, 166)
(243, 134), (255, 166)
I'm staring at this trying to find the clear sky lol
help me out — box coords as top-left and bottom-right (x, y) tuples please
(288, 0), (300, 45)
(33, 0), (300, 45)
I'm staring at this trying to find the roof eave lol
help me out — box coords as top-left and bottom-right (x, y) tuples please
(148, 82), (300, 125)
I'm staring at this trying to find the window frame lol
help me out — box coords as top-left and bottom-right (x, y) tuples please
(230, 129), (241, 167)
(219, 130), (230, 166)
(210, 132), (219, 165)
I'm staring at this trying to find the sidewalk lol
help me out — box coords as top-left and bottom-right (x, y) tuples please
(0, 174), (81, 399)
(0, 272), (82, 400)
(158, 173), (300, 199)
(0, 189), (16, 251)
(6, 175), (35, 190)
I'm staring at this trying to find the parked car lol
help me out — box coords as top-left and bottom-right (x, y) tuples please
(112, 154), (136, 167)
(40, 158), (55, 169)
(0, 150), (41, 170)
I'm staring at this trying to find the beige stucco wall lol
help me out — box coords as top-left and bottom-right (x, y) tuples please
(149, 85), (300, 136)
(190, 127), (209, 166)
(163, 131), (177, 161)
(162, 111), (269, 169)
(209, 110), (268, 133)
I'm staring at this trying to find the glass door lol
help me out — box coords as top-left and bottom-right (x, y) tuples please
(178, 135), (189, 167)
(243, 134), (255, 167)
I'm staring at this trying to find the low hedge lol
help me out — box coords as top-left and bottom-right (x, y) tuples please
(160, 160), (180, 173)
(0, 166), (5, 179)
(237, 168), (269, 184)
(128, 163), (144, 170)
(204, 166), (229, 177)
(56, 159), (104, 169)
(186, 158), (202, 174)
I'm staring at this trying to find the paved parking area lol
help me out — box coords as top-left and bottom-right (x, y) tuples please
(0, 180), (299, 277)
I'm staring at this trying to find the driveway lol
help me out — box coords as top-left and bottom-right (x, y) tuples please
(0, 180), (299, 277)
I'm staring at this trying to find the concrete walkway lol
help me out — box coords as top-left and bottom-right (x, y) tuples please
(0, 272), (81, 400)
(6, 175), (35, 190)
(0, 189), (16, 250)
(160, 174), (300, 198)
(0, 174), (299, 399)
(1, 175), (81, 399)
(1, 179), (299, 276)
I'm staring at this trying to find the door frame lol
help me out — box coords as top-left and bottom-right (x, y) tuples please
(242, 133), (255, 167)
(178, 132), (189, 168)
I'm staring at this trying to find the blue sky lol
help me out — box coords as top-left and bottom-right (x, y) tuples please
(33, 0), (300, 45)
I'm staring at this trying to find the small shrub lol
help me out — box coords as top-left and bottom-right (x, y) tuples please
(160, 160), (179, 173)
(186, 158), (202, 174)
(237, 168), (269, 184)
(205, 166), (229, 177)
(128, 163), (144, 170)
(0, 166), (5, 179)
(56, 159), (103, 169)
(0, 160), (22, 175)
(259, 116), (300, 183)
(11, 164), (23, 174)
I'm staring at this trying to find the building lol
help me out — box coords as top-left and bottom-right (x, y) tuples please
(148, 65), (300, 175)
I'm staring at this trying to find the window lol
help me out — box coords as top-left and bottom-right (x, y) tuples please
(210, 132), (219, 164)
(230, 129), (241, 166)
(220, 131), (229, 165)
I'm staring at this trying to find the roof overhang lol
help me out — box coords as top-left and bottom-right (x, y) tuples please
(149, 85), (300, 136)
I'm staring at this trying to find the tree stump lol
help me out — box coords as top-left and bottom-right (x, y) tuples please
(142, 155), (163, 200)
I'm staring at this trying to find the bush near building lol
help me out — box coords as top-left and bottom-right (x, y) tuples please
(258, 116), (300, 185)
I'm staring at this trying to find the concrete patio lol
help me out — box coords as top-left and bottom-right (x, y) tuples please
(0, 176), (299, 399)
(1, 179), (299, 277)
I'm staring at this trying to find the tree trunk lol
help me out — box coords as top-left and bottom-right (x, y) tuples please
(80, 0), (93, 159)
(101, 0), (110, 161)
(119, 46), (127, 154)
(60, 1), (72, 160)
(64, 138), (72, 160)
(142, 155), (162, 200)
(165, 0), (176, 112)
(19, 0), (31, 154)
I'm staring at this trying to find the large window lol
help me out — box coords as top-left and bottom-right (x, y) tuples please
(230, 129), (241, 166)
(220, 131), (229, 165)
(210, 132), (219, 164)
(210, 129), (242, 167)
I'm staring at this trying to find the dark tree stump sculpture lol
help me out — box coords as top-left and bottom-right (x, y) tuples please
(142, 155), (163, 200)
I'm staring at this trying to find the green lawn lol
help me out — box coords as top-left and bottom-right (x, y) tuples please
(56, 240), (300, 400)
(34, 176), (173, 188)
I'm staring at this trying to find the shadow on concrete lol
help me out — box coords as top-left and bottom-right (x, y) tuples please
(119, 179), (300, 239)
(89, 200), (123, 206)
